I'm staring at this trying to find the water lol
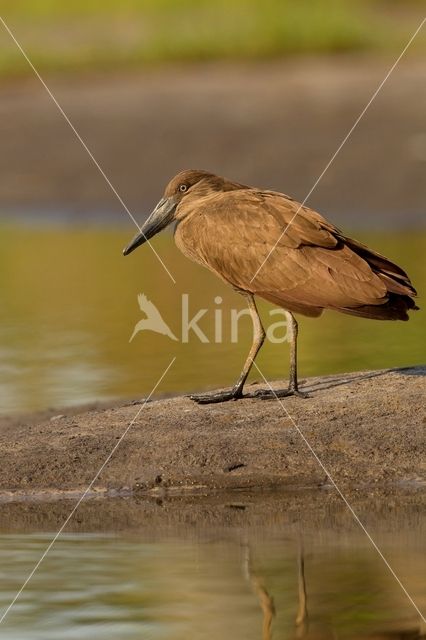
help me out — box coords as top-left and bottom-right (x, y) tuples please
(0, 494), (425, 639)
(0, 222), (424, 414)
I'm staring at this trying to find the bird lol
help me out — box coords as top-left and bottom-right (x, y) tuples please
(123, 169), (418, 404)
(129, 293), (178, 343)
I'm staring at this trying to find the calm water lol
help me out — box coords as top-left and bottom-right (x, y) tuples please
(0, 495), (425, 639)
(0, 222), (425, 414)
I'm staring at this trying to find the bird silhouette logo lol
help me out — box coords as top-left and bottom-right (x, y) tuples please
(129, 293), (178, 342)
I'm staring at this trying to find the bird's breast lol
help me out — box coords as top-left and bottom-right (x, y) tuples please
(174, 217), (209, 267)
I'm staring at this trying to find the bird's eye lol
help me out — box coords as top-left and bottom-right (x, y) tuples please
(179, 184), (188, 193)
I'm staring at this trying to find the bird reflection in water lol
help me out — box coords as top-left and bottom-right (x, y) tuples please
(243, 543), (425, 640)
(244, 544), (277, 640)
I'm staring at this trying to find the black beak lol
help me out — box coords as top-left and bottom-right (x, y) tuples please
(123, 196), (177, 256)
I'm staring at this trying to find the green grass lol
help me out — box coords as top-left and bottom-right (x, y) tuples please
(0, 0), (424, 78)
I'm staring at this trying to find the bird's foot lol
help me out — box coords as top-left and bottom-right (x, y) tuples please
(189, 385), (309, 404)
(250, 387), (309, 400)
(189, 387), (243, 405)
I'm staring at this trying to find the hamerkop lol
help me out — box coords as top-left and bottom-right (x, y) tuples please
(123, 170), (418, 404)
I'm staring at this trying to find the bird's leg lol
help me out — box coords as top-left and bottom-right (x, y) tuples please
(190, 293), (265, 404)
(286, 312), (306, 397)
(253, 311), (308, 399)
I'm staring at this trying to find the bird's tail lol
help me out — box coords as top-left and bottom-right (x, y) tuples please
(338, 292), (418, 321)
(338, 236), (419, 321)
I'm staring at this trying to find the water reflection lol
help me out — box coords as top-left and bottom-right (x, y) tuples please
(0, 527), (424, 639)
(249, 544), (426, 640)
(244, 544), (277, 639)
(246, 544), (314, 639)
(0, 223), (425, 414)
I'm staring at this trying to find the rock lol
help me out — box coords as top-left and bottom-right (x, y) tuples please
(0, 366), (424, 496)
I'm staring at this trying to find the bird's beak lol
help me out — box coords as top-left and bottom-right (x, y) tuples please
(123, 196), (177, 256)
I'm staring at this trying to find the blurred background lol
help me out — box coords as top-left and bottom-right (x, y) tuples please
(0, 0), (425, 414)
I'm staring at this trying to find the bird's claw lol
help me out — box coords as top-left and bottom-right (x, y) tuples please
(189, 388), (243, 404)
(189, 386), (308, 404)
(251, 388), (309, 400)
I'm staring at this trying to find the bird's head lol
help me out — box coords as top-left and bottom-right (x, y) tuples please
(123, 169), (241, 255)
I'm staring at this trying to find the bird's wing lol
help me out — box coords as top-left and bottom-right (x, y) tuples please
(175, 190), (389, 312)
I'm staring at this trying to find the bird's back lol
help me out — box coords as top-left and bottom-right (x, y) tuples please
(174, 187), (417, 320)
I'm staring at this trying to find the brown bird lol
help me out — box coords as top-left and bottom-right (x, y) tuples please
(123, 169), (418, 404)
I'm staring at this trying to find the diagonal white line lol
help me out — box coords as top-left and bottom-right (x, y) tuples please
(0, 15), (176, 284)
(0, 356), (176, 625)
(251, 361), (426, 623)
(250, 16), (426, 283)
